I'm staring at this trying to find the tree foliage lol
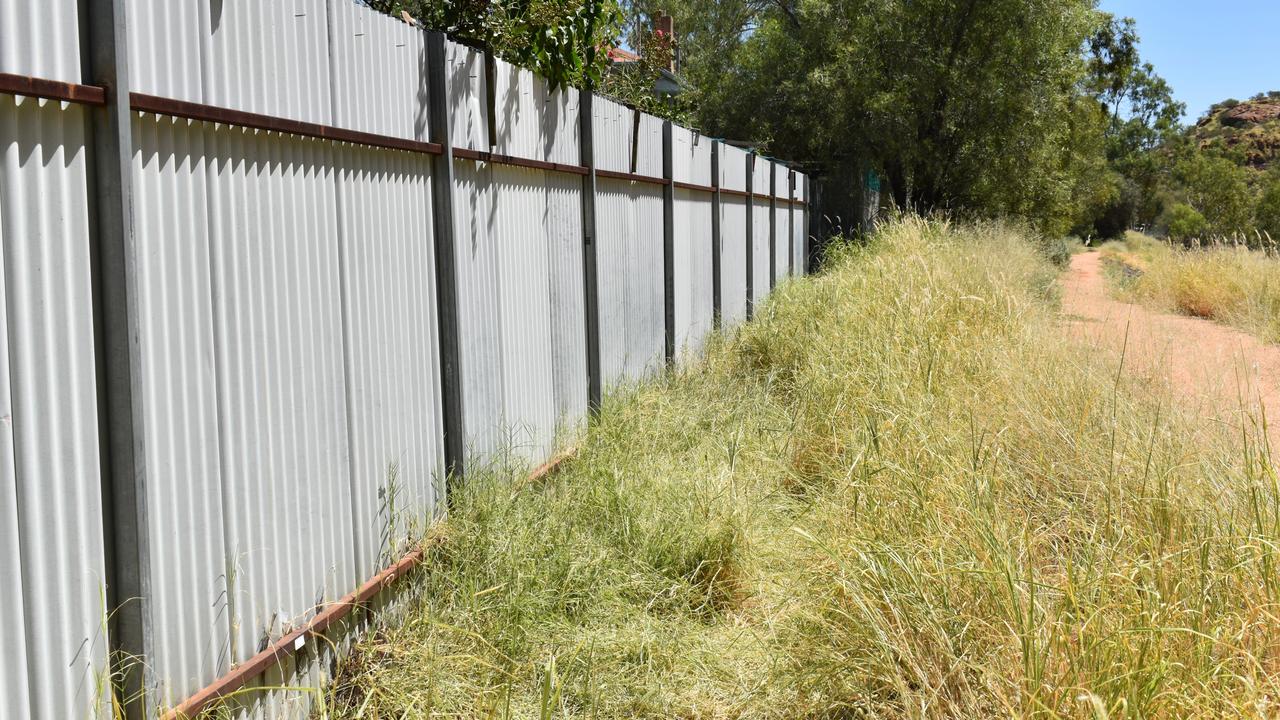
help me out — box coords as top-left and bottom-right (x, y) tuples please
(1172, 153), (1254, 237)
(1073, 14), (1184, 237)
(596, 21), (694, 121)
(366, 0), (621, 88)
(1256, 177), (1280, 241)
(632, 0), (1112, 235)
(359, 0), (1273, 243)
(1166, 203), (1208, 243)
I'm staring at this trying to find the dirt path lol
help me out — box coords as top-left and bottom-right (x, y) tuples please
(1062, 250), (1280, 453)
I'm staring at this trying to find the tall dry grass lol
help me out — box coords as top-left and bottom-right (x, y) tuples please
(1105, 232), (1280, 343)
(320, 218), (1279, 719)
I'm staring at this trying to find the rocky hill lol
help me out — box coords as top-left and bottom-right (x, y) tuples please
(1191, 93), (1280, 173)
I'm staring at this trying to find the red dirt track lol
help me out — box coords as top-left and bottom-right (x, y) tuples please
(1062, 250), (1280, 453)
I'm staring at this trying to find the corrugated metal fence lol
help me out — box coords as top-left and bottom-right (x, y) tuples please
(0, 1), (810, 717)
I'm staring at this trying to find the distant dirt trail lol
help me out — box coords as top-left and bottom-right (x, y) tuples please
(1061, 251), (1280, 452)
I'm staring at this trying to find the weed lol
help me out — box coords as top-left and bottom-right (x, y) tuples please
(1105, 231), (1280, 342)
(322, 218), (1278, 719)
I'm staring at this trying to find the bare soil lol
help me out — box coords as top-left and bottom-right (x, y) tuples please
(1062, 250), (1280, 452)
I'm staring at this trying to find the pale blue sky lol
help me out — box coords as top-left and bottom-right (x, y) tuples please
(1097, 0), (1280, 123)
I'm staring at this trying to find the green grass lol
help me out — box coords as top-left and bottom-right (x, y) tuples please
(1101, 231), (1280, 343)
(320, 218), (1279, 719)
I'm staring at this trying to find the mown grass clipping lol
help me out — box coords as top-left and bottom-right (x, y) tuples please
(322, 218), (1279, 719)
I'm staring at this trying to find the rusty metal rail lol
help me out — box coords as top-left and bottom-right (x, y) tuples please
(129, 92), (445, 157)
(0, 73), (808, 204)
(453, 146), (589, 175)
(163, 449), (576, 720)
(673, 180), (715, 193)
(595, 167), (669, 186)
(0, 72), (107, 106)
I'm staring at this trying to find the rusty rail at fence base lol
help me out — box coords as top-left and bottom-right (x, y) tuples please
(162, 449), (576, 720)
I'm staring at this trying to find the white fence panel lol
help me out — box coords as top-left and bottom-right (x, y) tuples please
(493, 60), (540, 159)
(330, 1), (431, 141)
(0, 94), (109, 720)
(494, 166), (558, 461)
(207, 0), (333, 122)
(719, 142), (749, 328)
(454, 60), (584, 463)
(451, 159), (504, 460)
(0, 0), (84, 82)
(774, 162), (790, 280)
(635, 112), (664, 177)
(793, 173), (807, 274)
(335, 144), (444, 578)
(591, 95), (631, 174)
(541, 83), (580, 165)
(751, 156), (771, 304)
(204, 128), (355, 688)
(130, 114), (230, 707)
(546, 171), (587, 423)
(672, 127), (713, 357)
(596, 178), (664, 385)
(126, 0), (206, 101)
(446, 40), (488, 151)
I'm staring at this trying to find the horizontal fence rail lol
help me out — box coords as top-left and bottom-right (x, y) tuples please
(0, 1), (812, 718)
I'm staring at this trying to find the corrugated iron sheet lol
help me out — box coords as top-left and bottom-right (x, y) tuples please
(635, 112), (663, 177)
(0, 94), (110, 720)
(335, 143), (444, 580)
(750, 156), (772, 305)
(0, 0), (84, 82)
(126, 0), (206, 101)
(129, 113), (230, 707)
(129, 0), (334, 124)
(204, 127), (354, 719)
(493, 164), (558, 461)
(446, 40), (488, 151)
(329, 1), (431, 141)
(591, 95), (631, 173)
(596, 178), (664, 385)
(450, 156), (504, 461)
(544, 171), (587, 426)
(793, 173), (807, 274)
(719, 143), (749, 328)
(671, 127), (713, 357)
(774, 163), (790, 281)
(205, 0), (334, 123)
(329, 3), (443, 583)
(452, 53), (586, 464)
(120, 5), (449, 711)
(593, 104), (664, 386)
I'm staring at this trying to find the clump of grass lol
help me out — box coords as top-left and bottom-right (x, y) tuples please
(1105, 231), (1280, 342)
(322, 218), (1278, 719)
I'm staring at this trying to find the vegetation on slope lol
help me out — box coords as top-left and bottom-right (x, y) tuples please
(323, 219), (1278, 719)
(1191, 94), (1280, 174)
(1100, 92), (1280, 243)
(1103, 232), (1280, 343)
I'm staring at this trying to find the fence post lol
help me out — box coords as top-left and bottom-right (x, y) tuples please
(662, 121), (675, 364)
(806, 177), (817, 273)
(83, 0), (153, 714)
(769, 160), (777, 291)
(711, 141), (722, 329)
(579, 93), (602, 412)
(425, 31), (467, 483)
(745, 151), (754, 320)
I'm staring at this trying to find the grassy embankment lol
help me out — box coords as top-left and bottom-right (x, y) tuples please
(322, 219), (1278, 719)
(1101, 231), (1280, 343)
